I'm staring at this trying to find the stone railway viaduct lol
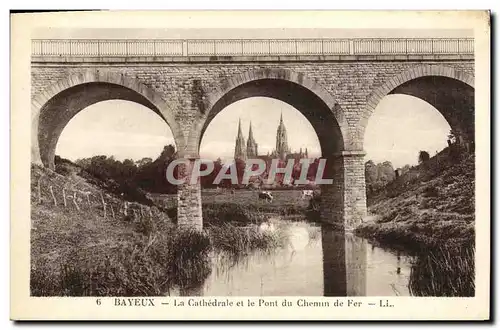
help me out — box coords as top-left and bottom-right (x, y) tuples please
(31, 38), (475, 230)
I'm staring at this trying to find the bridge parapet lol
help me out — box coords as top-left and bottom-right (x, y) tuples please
(32, 38), (474, 59)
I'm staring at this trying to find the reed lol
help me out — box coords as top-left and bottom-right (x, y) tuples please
(207, 222), (289, 256)
(408, 244), (475, 297)
(31, 227), (212, 296)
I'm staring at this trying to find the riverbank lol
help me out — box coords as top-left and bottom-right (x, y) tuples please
(355, 151), (475, 250)
(30, 165), (289, 296)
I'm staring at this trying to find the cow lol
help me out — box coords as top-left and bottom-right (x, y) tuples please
(258, 191), (273, 203)
(301, 190), (314, 199)
(259, 220), (276, 232)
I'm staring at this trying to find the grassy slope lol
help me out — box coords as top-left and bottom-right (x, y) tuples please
(31, 165), (288, 296)
(355, 149), (475, 250)
(31, 164), (170, 258)
(30, 164), (190, 295)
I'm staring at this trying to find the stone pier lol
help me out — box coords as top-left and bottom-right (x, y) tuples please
(320, 151), (367, 230)
(175, 159), (203, 231)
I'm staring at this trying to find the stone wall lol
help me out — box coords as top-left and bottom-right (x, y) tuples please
(342, 152), (368, 229)
(177, 182), (202, 231)
(174, 159), (203, 230)
(319, 152), (367, 230)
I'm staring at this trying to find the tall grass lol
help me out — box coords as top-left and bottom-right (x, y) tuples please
(31, 221), (290, 296)
(31, 206), (291, 296)
(408, 245), (475, 297)
(207, 223), (289, 256)
(31, 227), (212, 296)
(359, 235), (475, 297)
(203, 202), (292, 257)
(203, 203), (266, 226)
(205, 221), (291, 279)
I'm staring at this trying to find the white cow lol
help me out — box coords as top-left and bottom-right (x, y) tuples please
(258, 191), (273, 203)
(301, 190), (314, 199)
(259, 220), (276, 232)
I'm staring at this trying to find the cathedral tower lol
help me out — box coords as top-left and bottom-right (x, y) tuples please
(275, 113), (290, 160)
(234, 118), (247, 160)
(246, 121), (258, 158)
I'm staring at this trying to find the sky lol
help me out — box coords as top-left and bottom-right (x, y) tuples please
(200, 98), (321, 160)
(56, 101), (173, 162)
(56, 95), (450, 168)
(364, 95), (450, 167)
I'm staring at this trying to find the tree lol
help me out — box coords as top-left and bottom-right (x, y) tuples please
(365, 160), (397, 194)
(131, 144), (178, 194)
(448, 130), (457, 144)
(418, 151), (430, 164)
(159, 145), (176, 161)
(401, 164), (411, 175)
(377, 161), (395, 184)
(136, 157), (153, 168)
(365, 160), (378, 187)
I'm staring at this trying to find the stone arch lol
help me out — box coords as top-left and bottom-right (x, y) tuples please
(185, 67), (352, 157)
(31, 69), (184, 168)
(360, 64), (475, 149)
(179, 68), (363, 230)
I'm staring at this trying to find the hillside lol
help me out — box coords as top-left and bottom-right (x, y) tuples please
(30, 163), (288, 296)
(356, 146), (475, 250)
(30, 164), (180, 295)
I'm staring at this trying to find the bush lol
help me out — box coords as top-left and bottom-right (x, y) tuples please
(418, 151), (430, 164)
(305, 194), (321, 221)
(203, 203), (265, 226)
(307, 194), (321, 211)
(422, 186), (439, 198)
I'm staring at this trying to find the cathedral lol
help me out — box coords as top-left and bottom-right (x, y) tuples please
(234, 113), (309, 161)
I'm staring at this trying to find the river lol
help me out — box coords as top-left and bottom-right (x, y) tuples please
(174, 218), (413, 296)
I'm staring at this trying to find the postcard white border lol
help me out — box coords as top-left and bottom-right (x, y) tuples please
(10, 10), (490, 321)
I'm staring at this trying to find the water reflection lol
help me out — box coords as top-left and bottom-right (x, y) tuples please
(204, 221), (324, 296)
(321, 226), (348, 296)
(172, 218), (413, 297)
(366, 241), (411, 296)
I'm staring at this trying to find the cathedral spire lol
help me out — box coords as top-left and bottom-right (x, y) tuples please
(234, 118), (247, 160)
(248, 121), (254, 140)
(247, 121), (258, 157)
(275, 112), (290, 160)
(237, 118), (243, 136)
